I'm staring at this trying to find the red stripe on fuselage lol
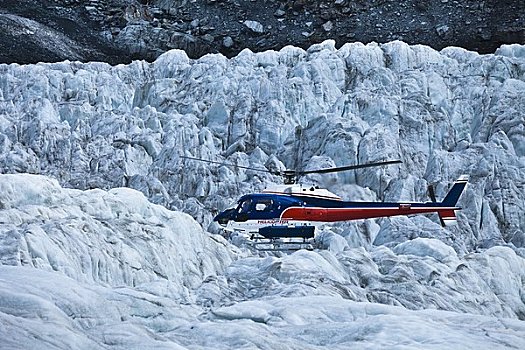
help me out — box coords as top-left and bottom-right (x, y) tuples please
(280, 207), (457, 222)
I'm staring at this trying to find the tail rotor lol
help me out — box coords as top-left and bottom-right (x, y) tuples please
(428, 183), (446, 227)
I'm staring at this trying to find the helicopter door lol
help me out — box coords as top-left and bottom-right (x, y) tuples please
(252, 199), (275, 219)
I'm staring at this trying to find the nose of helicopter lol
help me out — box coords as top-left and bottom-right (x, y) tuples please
(213, 208), (235, 226)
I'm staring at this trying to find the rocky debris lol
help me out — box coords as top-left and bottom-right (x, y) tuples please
(274, 9), (286, 18)
(222, 35), (233, 48)
(322, 21), (334, 32)
(243, 20), (264, 34)
(0, 0), (523, 64)
(436, 25), (450, 39)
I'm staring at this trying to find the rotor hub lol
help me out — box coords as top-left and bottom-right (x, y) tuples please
(282, 170), (297, 184)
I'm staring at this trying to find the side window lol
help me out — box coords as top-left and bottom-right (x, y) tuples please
(254, 199), (273, 212)
(255, 203), (266, 211)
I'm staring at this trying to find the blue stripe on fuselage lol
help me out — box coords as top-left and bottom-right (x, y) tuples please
(234, 193), (448, 221)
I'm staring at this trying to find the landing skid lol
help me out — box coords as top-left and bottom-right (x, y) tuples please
(226, 225), (319, 252)
(227, 231), (317, 252)
(249, 237), (317, 252)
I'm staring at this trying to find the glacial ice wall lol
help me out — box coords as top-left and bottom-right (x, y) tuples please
(1, 41), (525, 348)
(1, 40), (524, 252)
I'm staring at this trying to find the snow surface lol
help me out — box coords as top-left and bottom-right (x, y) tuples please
(1, 41), (525, 348)
(1, 173), (524, 349)
(3, 265), (524, 350)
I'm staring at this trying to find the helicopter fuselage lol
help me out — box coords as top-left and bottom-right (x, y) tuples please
(213, 176), (468, 235)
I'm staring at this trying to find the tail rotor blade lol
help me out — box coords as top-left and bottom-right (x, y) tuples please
(428, 184), (446, 226)
(428, 184), (437, 203)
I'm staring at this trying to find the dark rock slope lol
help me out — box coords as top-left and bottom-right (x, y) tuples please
(1, 0), (524, 64)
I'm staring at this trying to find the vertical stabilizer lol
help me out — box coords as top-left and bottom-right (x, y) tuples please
(442, 175), (469, 207)
(438, 175), (469, 226)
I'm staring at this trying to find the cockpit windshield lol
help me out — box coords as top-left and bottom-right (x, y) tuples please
(237, 197), (276, 214)
(238, 199), (252, 214)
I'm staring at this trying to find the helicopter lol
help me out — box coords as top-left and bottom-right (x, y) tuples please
(182, 156), (468, 251)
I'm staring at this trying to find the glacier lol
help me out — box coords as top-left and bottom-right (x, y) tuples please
(1, 40), (525, 348)
(1, 174), (524, 349)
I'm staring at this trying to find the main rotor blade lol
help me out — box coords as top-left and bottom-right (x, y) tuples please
(298, 160), (402, 175)
(180, 155), (276, 174)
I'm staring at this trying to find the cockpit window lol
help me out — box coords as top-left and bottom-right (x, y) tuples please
(255, 199), (273, 212)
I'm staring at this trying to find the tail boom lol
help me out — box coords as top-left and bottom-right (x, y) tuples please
(280, 175), (469, 226)
(281, 205), (461, 222)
